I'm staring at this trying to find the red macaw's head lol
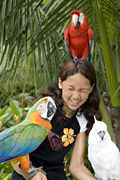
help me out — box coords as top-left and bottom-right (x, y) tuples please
(70, 10), (88, 30)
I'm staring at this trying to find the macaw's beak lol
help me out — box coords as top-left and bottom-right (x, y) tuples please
(72, 14), (80, 28)
(40, 101), (56, 121)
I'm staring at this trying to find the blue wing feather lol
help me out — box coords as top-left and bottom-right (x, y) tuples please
(87, 39), (94, 61)
(0, 123), (47, 163)
(65, 39), (73, 59)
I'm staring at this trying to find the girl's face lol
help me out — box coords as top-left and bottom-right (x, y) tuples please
(58, 73), (94, 117)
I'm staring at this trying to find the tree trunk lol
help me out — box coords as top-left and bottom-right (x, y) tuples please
(111, 106), (120, 150)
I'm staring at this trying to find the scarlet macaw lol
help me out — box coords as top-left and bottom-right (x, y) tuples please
(0, 97), (56, 172)
(64, 10), (94, 61)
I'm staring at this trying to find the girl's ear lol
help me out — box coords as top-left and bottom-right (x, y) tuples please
(58, 77), (62, 89)
(90, 84), (94, 93)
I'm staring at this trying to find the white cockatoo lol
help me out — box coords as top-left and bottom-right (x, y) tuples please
(88, 116), (120, 180)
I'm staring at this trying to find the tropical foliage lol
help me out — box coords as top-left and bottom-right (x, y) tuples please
(0, 0), (120, 179)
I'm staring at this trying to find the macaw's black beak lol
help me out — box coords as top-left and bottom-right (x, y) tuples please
(75, 21), (80, 28)
(40, 101), (56, 120)
(47, 101), (56, 118)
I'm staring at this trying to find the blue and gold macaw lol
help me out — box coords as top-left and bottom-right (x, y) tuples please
(0, 97), (56, 172)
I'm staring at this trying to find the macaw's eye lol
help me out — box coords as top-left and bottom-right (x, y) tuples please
(79, 12), (84, 25)
(37, 101), (46, 114)
(47, 101), (56, 117)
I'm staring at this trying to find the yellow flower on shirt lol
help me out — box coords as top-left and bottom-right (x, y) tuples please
(62, 128), (76, 147)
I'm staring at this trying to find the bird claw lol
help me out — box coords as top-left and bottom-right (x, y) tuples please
(73, 57), (85, 63)
(28, 168), (37, 180)
(26, 167), (35, 174)
(19, 161), (46, 179)
(19, 161), (34, 173)
(73, 57), (79, 63)
(28, 166), (46, 180)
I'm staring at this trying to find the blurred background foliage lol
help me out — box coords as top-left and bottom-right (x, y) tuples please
(0, 0), (120, 179)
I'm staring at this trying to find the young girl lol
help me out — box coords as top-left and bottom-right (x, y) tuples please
(11, 59), (102, 180)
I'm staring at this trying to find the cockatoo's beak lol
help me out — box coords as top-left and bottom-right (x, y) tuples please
(72, 14), (80, 28)
(97, 131), (105, 140)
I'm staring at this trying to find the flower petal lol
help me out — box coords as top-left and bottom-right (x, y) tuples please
(62, 135), (67, 142)
(63, 128), (69, 135)
(63, 141), (69, 147)
(69, 136), (74, 144)
(69, 128), (74, 135)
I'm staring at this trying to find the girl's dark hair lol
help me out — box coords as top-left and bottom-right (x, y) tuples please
(36, 59), (102, 134)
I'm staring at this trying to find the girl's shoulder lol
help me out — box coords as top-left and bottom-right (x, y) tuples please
(76, 113), (88, 133)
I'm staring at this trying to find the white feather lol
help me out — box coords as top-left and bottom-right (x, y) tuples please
(79, 12), (84, 25)
(88, 117), (120, 180)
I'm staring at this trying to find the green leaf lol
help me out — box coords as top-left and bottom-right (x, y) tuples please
(0, 113), (9, 121)
(3, 173), (12, 180)
(9, 100), (21, 123)
(94, 0), (120, 106)
(0, 106), (8, 116)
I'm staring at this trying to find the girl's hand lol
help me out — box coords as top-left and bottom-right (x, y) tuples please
(11, 162), (47, 180)
(31, 171), (47, 180)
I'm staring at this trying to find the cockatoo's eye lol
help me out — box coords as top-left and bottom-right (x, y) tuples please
(79, 12), (84, 25)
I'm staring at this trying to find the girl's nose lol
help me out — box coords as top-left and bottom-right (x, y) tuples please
(72, 91), (81, 99)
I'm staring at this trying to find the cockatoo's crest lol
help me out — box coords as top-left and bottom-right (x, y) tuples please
(94, 115), (97, 122)
(93, 116), (107, 135)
